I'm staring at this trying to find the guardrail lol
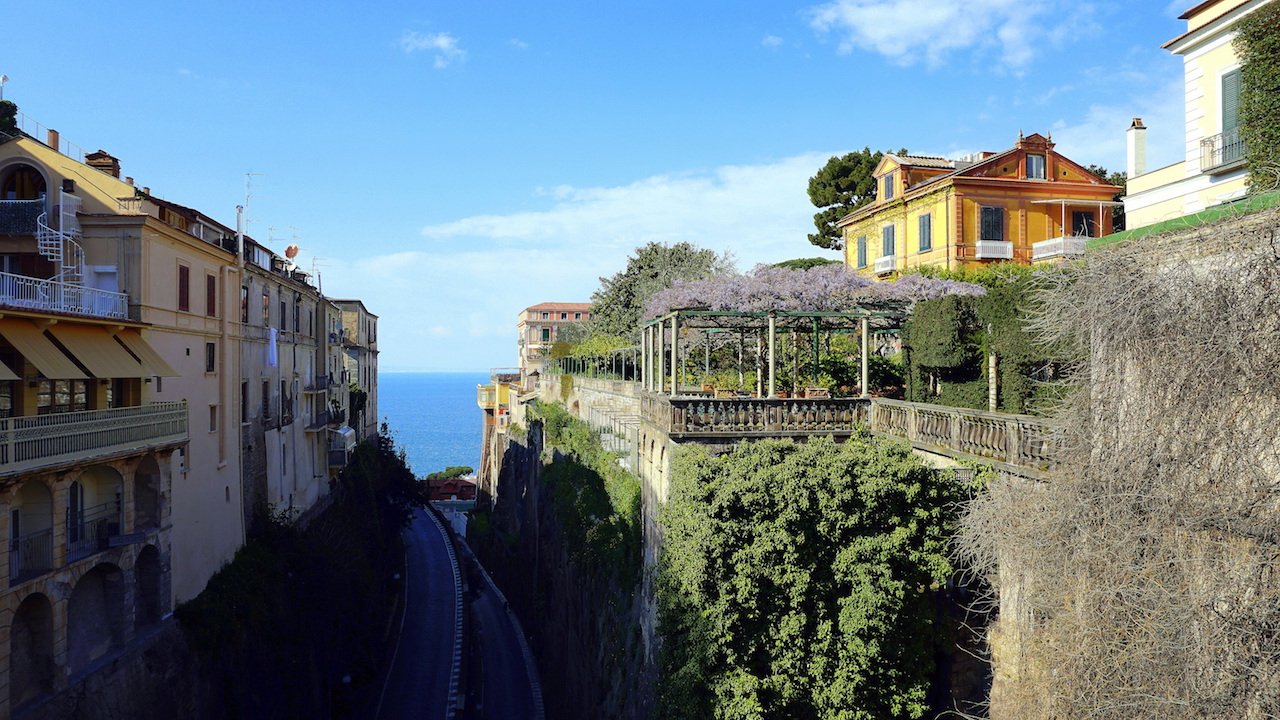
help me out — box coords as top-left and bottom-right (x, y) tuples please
(0, 402), (188, 475)
(0, 270), (128, 319)
(868, 398), (1052, 469)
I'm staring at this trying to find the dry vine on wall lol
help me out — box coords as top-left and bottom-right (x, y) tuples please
(957, 204), (1280, 720)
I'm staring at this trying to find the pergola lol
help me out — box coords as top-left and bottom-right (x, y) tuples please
(639, 302), (911, 398)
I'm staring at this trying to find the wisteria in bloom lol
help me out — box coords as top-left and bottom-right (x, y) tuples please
(642, 263), (986, 318)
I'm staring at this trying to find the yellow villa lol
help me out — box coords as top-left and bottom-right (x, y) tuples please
(838, 133), (1121, 275)
(1123, 0), (1274, 228)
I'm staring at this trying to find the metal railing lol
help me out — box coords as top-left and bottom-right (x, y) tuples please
(1201, 127), (1246, 173)
(5, 111), (89, 162)
(975, 240), (1014, 259)
(0, 402), (188, 475)
(0, 269), (128, 319)
(1031, 236), (1089, 261)
(9, 527), (53, 585)
(874, 255), (896, 274)
(66, 500), (123, 559)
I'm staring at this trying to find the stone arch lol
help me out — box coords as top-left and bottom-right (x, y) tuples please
(9, 592), (54, 710)
(133, 455), (162, 530)
(66, 563), (130, 674)
(133, 544), (165, 629)
(10, 479), (54, 582)
(68, 465), (124, 557)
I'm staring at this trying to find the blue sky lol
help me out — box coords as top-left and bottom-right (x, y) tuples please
(6, 0), (1189, 371)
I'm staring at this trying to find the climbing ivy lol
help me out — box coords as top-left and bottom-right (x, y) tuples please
(1238, 1), (1280, 190)
(656, 436), (961, 720)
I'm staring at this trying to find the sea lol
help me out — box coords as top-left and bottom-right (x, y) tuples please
(377, 372), (487, 477)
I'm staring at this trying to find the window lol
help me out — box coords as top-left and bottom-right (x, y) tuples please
(1026, 153), (1046, 179)
(262, 380), (271, 420)
(209, 405), (218, 433)
(541, 312), (549, 320)
(178, 265), (190, 312)
(881, 225), (895, 257)
(205, 342), (216, 372)
(1072, 211), (1097, 237)
(241, 285), (249, 323)
(574, 312), (582, 320)
(293, 296), (301, 333)
(881, 173), (894, 201)
(918, 213), (933, 252)
(541, 327), (551, 342)
(1223, 68), (1241, 133)
(261, 291), (270, 326)
(206, 274), (217, 317)
(856, 236), (867, 268)
(560, 312), (568, 320)
(980, 207), (1005, 241)
(241, 381), (249, 423)
(279, 293), (285, 331)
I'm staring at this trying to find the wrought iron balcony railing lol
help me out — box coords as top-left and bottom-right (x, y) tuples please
(0, 270), (128, 319)
(1201, 127), (1247, 173)
(9, 527), (53, 586)
(0, 402), (188, 475)
(66, 500), (123, 560)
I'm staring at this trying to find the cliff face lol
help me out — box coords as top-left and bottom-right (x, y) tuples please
(471, 421), (655, 720)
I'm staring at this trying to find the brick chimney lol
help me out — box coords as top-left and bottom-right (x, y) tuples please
(86, 149), (122, 178)
(46, 128), (59, 151)
(1127, 118), (1147, 178)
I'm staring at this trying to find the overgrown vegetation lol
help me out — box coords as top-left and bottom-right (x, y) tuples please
(900, 264), (1060, 413)
(534, 401), (642, 588)
(657, 436), (963, 719)
(176, 430), (425, 719)
(1238, 1), (1280, 191)
(958, 209), (1280, 718)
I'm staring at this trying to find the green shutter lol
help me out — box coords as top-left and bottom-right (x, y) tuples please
(919, 214), (932, 251)
(1223, 69), (1241, 132)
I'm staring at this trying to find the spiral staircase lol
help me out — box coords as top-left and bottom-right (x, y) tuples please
(35, 190), (85, 285)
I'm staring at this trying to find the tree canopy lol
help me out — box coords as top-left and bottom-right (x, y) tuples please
(806, 148), (903, 251)
(589, 241), (734, 338)
(1086, 164), (1128, 232)
(1237, 1), (1280, 191)
(772, 257), (841, 270)
(657, 436), (962, 719)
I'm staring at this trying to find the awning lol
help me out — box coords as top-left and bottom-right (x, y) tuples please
(116, 330), (180, 377)
(47, 324), (148, 378)
(0, 358), (18, 381)
(0, 319), (87, 379)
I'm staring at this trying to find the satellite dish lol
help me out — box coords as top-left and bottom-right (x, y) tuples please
(285, 244), (300, 259)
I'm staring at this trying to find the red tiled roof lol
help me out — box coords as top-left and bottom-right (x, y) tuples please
(525, 302), (591, 311)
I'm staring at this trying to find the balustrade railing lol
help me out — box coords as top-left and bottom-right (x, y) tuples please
(0, 402), (188, 474)
(9, 527), (53, 585)
(66, 500), (123, 559)
(638, 391), (1053, 470)
(0, 269), (128, 319)
(1201, 127), (1246, 172)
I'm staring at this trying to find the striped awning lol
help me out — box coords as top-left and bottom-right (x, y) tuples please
(116, 329), (180, 377)
(47, 324), (149, 379)
(0, 319), (87, 379)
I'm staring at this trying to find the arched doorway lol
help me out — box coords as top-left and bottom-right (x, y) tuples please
(9, 593), (54, 710)
(10, 480), (53, 582)
(133, 455), (162, 530)
(67, 466), (123, 558)
(67, 563), (129, 673)
(134, 545), (165, 629)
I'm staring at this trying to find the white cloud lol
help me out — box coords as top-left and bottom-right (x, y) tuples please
(321, 153), (840, 371)
(510, 38), (530, 49)
(807, 0), (1093, 69)
(1049, 75), (1184, 174)
(400, 31), (466, 68)
(762, 35), (784, 48)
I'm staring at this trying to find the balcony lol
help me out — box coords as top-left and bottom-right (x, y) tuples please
(975, 240), (1013, 259)
(0, 199), (44, 234)
(873, 255), (896, 274)
(328, 447), (347, 468)
(304, 374), (332, 393)
(66, 500), (124, 561)
(9, 528), (53, 586)
(1201, 127), (1247, 174)
(477, 384), (497, 409)
(1032, 236), (1089, 261)
(0, 270), (129, 319)
(0, 402), (188, 476)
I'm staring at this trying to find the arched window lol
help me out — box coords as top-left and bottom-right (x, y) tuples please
(0, 164), (46, 201)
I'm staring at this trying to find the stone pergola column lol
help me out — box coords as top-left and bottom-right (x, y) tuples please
(767, 313), (777, 398)
(669, 313), (679, 397)
(641, 325), (650, 389)
(860, 316), (870, 398)
(656, 322), (665, 393)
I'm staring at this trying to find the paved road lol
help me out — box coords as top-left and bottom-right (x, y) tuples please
(376, 512), (458, 720)
(465, 563), (538, 720)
